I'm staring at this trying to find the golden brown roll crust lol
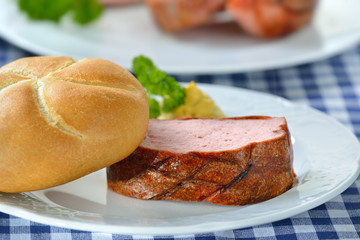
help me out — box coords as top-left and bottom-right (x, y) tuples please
(0, 56), (149, 193)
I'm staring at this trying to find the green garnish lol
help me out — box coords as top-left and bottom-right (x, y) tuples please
(17, 0), (103, 25)
(132, 55), (185, 119)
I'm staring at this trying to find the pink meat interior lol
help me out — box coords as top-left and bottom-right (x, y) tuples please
(141, 118), (286, 153)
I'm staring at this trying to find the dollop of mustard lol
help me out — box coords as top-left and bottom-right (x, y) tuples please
(160, 81), (225, 119)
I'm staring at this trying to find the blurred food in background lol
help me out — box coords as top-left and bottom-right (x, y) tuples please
(146, 0), (226, 32)
(100, 0), (144, 6)
(145, 0), (317, 38)
(16, 0), (318, 39)
(16, 0), (104, 24)
(226, 0), (318, 38)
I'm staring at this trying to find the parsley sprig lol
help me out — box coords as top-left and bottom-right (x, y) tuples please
(132, 56), (185, 119)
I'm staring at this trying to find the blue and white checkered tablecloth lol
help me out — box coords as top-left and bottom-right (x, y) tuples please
(0, 37), (359, 240)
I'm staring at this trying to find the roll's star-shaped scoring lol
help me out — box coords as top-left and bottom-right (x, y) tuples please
(0, 56), (149, 193)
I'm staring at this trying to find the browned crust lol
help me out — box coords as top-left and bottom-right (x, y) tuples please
(107, 116), (294, 205)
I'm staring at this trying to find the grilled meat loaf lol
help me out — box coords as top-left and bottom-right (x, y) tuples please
(107, 116), (294, 205)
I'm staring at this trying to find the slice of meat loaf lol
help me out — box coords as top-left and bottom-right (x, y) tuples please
(107, 116), (294, 205)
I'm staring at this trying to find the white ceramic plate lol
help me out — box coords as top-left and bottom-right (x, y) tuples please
(1, 0), (360, 74)
(0, 83), (359, 235)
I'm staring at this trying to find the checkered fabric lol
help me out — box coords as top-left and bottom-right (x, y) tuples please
(0, 37), (359, 240)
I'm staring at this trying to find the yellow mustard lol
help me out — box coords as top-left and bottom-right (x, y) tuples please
(160, 81), (225, 119)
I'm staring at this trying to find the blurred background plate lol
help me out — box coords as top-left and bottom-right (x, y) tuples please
(0, 0), (360, 74)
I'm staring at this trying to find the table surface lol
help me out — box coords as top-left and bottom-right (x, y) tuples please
(0, 36), (359, 240)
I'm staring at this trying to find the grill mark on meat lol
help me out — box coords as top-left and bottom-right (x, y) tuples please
(217, 163), (252, 195)
(151, 163), (253, 202)
(151, 156), (173, 170)
(150, 152), (253, 201)
(150, 159), (216, 200)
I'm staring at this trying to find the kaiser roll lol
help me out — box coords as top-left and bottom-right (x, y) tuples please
(0, 56), (149, 192)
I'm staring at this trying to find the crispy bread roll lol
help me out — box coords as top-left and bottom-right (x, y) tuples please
(0, 56), (149, 193)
